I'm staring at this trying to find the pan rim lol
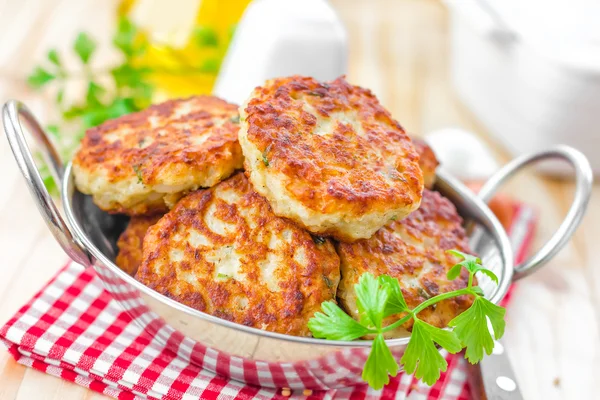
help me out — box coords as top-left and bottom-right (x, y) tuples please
(62, 163), (513, 348)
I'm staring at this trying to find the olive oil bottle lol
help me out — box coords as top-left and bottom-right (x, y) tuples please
(118, 0), (251, 98)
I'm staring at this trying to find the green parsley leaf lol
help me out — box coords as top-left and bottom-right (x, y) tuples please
(33, 151), (59, 196)
(106, 97), (137, 116)
(132, 164), (143, 184)
(42, 174), (58, 196)
(262, 144), (272, 167)
(217, 273), (231, 279)
(447, 249), (498, 284)
(113, 17), (145, 58)
(26, 18), (157, 196)
(355, 273), (388, 330)
(86, 81), (105, 107)
(401, 319), (462, 385)
(110, 64), (153, 109)
(132, 81), (154, 109)
(111, 64), (147, 88)
(47, 49), (61, 66)
(308, 249), (506, 390)
(193, 26), (219, 47)
(308, 301), (371, 341)
(39, 163), (58, 197)
(362, 334), (398, 390)
(471, 286), (485, 296)
(378, 275), (409, 318)
(446, 263), (463, 281)
(82, 98), (136, 128)
(46, 125), (60, 139)
(447, 249), (481, 265)
(449, 296), (506, 364)
(27, 66), (55, 88)
(80, 109), (106, 129)
(477, 268), (499, 284)
(73, 32), (96, 64)
(56, 88), (64, 104)
(62, 105), (87, 120)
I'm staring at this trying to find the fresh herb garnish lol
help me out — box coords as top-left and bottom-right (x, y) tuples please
(26, 17), (153, 194)
(74, 32), (97, 64)
(26, 16), (228, 195)
(27, 66), (56, 89)
(308, 250), (506, 389)
(262, 144), (272, 167)
(132, 164), (144, 184)
(217, 273), (232, 280)
(229, 115), (240, 124)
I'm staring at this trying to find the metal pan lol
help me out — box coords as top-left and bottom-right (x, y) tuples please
(3, 100), (593, 390)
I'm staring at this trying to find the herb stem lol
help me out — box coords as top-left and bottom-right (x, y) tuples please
(381, 288), (473, 333)
(380, 314), (413, 332)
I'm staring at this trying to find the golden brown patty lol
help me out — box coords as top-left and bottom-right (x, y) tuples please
(336, 189), (473, 337)
(115, 215), (163, 276)
(413, 139), (439, 189)
(239, 76), (423, 242)
(135, 173), (341, 336)
(73, 96), (244, 216)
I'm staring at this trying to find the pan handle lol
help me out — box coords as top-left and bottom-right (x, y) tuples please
(478, 145), (592, 280)
(3, 100), (93, 266)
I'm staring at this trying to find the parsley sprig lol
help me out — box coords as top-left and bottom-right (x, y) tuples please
(308, 250), (506, 389)
(28, 20), (153, 132)
(26, 18), (228, 195)
(27, 19), (154, 194)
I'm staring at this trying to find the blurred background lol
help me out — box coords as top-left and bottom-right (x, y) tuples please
(3, 0), (600, 184)
(0, 0), (598, 399)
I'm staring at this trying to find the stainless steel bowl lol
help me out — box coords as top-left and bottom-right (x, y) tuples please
(3, 100), (593, 390)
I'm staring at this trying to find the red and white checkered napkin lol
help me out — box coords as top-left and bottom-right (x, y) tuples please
(0, 204), (536, 400)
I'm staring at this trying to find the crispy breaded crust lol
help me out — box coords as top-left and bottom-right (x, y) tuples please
(336, 189), (474, 337)
(115, 215), (163, 276)
(239, 76), (423, 241)
(413, 138), (439, 189)
(135, 173), (341, 336)
(73, 96), (244, 216)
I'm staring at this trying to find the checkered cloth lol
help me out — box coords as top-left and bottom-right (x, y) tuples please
(0, 204), (536, 400)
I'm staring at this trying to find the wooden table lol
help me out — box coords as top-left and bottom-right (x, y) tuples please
(0, 0), (597, 399)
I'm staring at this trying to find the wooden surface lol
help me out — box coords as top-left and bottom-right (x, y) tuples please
(0, 0), (597, 399)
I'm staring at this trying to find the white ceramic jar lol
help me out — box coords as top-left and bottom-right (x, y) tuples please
(213, 0), (348, 106)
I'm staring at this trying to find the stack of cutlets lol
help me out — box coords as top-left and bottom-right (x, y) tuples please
(72, 76), (472, 337)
